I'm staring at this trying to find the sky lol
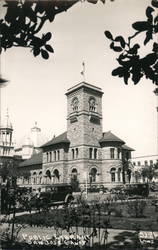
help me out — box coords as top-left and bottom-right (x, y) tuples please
(0, 0), (157, 158)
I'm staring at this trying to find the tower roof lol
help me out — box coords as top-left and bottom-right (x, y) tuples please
(122, 144), (135, 151)
(99, 131), (125, 144)
(19, 152), (43, 167)
(40, 131), (70, 148)
(66, 82), (104, 96)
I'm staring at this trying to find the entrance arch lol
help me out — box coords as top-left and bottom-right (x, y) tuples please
(89, 167), (97, 183)
(53, 169), (60, 183)
(45, 169), (51, 184)
(71, 168), (78, 181)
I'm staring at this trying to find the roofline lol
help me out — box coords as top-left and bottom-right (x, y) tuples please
(66, 82), (104, 96)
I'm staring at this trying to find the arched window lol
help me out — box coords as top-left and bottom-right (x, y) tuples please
(72, 97), (79, 111)
(110, 168), (116, 182)
(53, 169), (60, 183)
(45, 170), (51, 184)
(89, 168), (97, 183)
(89, 97), (96, 111)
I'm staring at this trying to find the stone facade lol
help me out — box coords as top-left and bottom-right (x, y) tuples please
(39, 82), (134, 189)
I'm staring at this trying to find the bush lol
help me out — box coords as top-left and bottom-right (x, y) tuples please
(126, 199), (147, 218)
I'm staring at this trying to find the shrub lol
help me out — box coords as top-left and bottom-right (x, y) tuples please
(126, 199), (147, 218)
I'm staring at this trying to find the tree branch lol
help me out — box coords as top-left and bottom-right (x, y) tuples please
(127, 31), (140, 47)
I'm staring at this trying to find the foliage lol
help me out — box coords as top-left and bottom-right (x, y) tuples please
(105, 0), (158, 85)
(126, 199), (147, 218)
(0, 219), (25, 243)
(133, 170), (141, 183)
(0, 0), (106, 59)
(141, 164), (158, 182)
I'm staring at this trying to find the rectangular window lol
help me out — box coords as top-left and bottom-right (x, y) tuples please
(76, 148), (78, 158)
(54, 151), (56, 161)
(110, 148), (115, 159)
(89, 148), (93, 159)
(57, 150), (60, 160)
(117, 149), (120, 159)
(72, 149), (74, 159)
(144, 161), (148, 166)
(50, 152), (52, 162)
(94, 148), (97, 159)
(46, 152), (49, 162)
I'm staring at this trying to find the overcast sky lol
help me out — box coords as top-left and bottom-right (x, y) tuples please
(0, 0), (157, 157)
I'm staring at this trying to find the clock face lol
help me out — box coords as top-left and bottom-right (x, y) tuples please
(72, 97), (79, 111)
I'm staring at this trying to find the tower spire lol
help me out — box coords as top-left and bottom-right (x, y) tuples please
(80, 61), (86, 81)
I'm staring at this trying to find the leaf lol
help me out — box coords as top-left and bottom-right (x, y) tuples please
(152, 43), (158, 53)
(45, 44), (54, 53)
(154, 23), (158, 33)
(144, 30), (153, 45)
(112, 46), (123, 52)
(42, 32), (52, 42)
(146, 6), (154, 19)
(33, 47), (40, 57)
(30, 37), (43, 47)
(110, 42), (114, 49)
(104, 31), (113, 40)
(115, 36), (126, 48)
(132, 21), (151, 31)
(131, 69), (143, 85)
(142, 53), (157, 65)
(112, 67), (124, 77)
(46, 8), (55, 22)
(124, 72), (130, 85)
(41, 49), (49, 59)
(151, 0), (158, 8)
(154, 15), (158, 24)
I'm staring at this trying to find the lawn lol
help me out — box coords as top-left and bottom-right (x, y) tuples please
(11, 198), (158, 231)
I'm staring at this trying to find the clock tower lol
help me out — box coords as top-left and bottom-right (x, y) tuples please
(66, 82), (103, 147)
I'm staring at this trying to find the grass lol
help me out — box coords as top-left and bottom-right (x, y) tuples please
(9, 198), (158, 232)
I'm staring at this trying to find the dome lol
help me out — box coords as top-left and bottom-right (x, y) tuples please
(22, 137), (34, 147)
(16, 122), (48, 149)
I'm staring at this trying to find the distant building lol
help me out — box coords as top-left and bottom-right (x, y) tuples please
(0, 111), (22, 184)
(132, 155), (158, 183)
(18, 82), (134, 190)
(14, 122), (47, 160)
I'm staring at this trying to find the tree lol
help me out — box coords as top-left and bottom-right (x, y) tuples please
(20, 170), (31, 184)
(0, 0), (106, 60)
(105, 0), (158, 85)
(141, 164), (158, 183)
(133, 170), (141, 183)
